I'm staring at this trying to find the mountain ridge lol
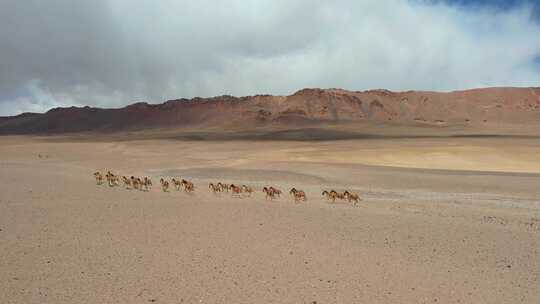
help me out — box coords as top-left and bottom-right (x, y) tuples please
(1, 87), (540, 134)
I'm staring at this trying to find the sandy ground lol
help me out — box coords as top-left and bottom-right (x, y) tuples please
(1, 135), (540, 303)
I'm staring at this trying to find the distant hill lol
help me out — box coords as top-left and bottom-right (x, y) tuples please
(1, 87), (540, 134)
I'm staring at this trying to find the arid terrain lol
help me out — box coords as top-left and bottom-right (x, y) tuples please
(2, 87), (540, 134)
(1, 131), (539, 303)
(1, 86), (540, 303)
(3, 0), (540, 299)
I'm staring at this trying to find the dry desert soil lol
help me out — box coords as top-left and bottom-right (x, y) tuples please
(1, 134), (540, 303)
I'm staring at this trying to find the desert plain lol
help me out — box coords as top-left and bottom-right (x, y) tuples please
(1, 130), (540, 303)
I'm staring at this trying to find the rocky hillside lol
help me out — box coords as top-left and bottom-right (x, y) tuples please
(1, 87), (540, 134)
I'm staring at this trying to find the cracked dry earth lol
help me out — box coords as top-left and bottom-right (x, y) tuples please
(1, 136), (539, 303)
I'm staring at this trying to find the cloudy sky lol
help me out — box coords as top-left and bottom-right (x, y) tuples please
(1, 0), (540, 115)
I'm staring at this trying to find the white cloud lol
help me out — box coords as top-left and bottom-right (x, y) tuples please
(0, 0), (539, 115)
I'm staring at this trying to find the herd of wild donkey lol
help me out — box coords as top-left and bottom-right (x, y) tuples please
(93, 171), (361, 205)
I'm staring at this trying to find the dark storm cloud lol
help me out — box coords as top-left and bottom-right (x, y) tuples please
(1, 0), (540, 115)
(1, 1), (123, 91)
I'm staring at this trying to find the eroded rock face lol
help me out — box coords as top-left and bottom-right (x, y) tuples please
(1, 87), (540, 134)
